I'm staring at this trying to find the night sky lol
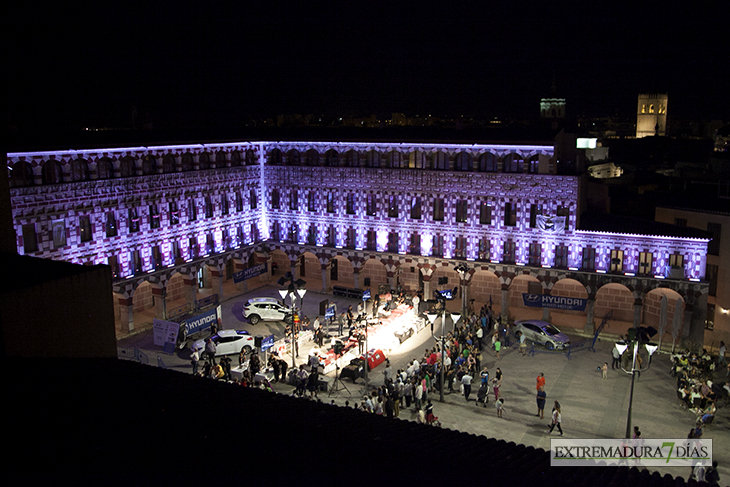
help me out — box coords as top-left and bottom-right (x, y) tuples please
(7, 2), (729, 138)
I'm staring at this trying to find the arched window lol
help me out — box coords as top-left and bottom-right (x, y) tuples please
(162, 154), (176, 173)
(386, 151), (402, 168)
(199, 152), (211, 170)
(479, 152), (497, 172)
(345, 150), (359, 167)
(527, 155), (540, 174)
(97, 157), (114, 179)
(230, 150), (242, 167)
(366, 150), (381, 168)
(142, 155), (157, 175)
(41, 160), (62, 184)
(268, 149), (283, 165)
(12, 161), (34, 187)
(120, 156), (136, 178)
(305, 149), (319, 166)
(286, 149), (301, 166)
(503, 153), (524, 173)
(245, 149), (257, 166)
(432, 151), (448, 170)
(409, 150), (427, 169)
(325, 150), (339, 167)
(454, 152), (472, 171)
(71, 158), (90, 181)
(181, 152), (194, 171)
(215, 151), (228, 167)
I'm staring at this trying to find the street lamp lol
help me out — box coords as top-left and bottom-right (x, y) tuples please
(426, 291), (461, 403)
(615, 338), (658, 439)
(278, 272), (307, 369)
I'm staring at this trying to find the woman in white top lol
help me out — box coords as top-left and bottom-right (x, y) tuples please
(548, 401), (563, 436)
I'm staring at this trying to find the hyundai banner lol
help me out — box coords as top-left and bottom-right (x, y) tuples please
(522, 293), (587, 311)
(233, 263), (268, 283)
(182, 307), (221, 336)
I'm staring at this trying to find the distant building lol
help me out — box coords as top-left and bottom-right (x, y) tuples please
(540, 98), (566, 119)
(636, 93), (668, 138)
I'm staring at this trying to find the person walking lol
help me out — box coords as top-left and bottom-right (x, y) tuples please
(495, 398), (505, 418)
(536, 386), (546, 419)
(493, 377), (501, 402)
(461, 371), (474, 401)
(612, 344), (621, 370)
(548, 401), (563, 436)
(495, 337), (501, 360)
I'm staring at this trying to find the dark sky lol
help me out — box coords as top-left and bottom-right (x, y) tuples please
(7, 2), (729, 136)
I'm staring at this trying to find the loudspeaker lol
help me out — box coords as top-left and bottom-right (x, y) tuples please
(254, 336), (263, 347)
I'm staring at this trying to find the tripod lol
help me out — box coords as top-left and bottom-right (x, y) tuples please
(329, 361), (350, 396)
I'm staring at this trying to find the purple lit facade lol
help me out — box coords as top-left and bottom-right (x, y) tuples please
(7, 141), (711, 348)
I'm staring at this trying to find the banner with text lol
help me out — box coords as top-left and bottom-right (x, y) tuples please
(522, 293), (587, 311)
(233, 263), (268, 283)
(551, 438), (711, 467)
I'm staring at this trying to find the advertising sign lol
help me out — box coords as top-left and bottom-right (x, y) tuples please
(261, 334), (275, 352)
(153, 319), (180, 354)
(522, 293), (587, 311)
(182, 306), (220, 336)
(362, 289), (371, 300)
(325, 305), (335, 319)
(233, 263), (268, 283)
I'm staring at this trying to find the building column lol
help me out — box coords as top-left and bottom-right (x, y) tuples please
(422, 274), (432, 302)
(119, 296), (135, 333)
(321, 264), (328, 293)
(541, 288), (551, 322)
(353, 271), (360, 290)
(210, 266), (224, 301)
(633, 301), (642, 328)
(183, 275), (197, 308)
(387, 271), (396, 292)
(584, 298), (596, 334)
(153, 286), (166, 320)
(235, 261), (247, 293)
(501, 287), (510, 321)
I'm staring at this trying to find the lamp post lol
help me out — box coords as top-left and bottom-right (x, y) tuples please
(615, 339), (658, 439)
(278, 272), (307, 369)
(427, 293), (460, 403)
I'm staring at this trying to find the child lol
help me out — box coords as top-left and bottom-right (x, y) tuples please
(601, 362), (608, 380)
(495, 398), (505, 418)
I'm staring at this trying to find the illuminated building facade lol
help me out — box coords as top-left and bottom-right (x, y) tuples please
(636, 93), (668, 138)
(7, 140), (711, 348)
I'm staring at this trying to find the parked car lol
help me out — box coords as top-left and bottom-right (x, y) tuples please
(513, 320), (570, 350)
(192, 329), (255, 357)
(243, 297), (293, 325)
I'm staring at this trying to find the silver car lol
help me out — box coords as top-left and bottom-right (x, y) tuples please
(192, 330), (255, 356)
(513, 320), (570, 350)
(243, 297), (293, 325)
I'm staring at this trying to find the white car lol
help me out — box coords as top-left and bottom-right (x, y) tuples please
(243, 297), (293, 325)
(192, 330), (255, 356)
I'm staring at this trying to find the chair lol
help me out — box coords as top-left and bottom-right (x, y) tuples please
(701, 415), (715, 429)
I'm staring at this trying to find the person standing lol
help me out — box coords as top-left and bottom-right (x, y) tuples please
(519, 331), (527, 356)
(338, 312), (346, 336)
(536, 372), (545, 391)
(536, 386), (546, 419)
(612, 344), (622, 370)
(461, 371), (474, 401)
(495, 398), (505, 418)
(476, 326), (483, 352)
(601, 362), (608, 380)
(718, 341), (726, 368)
(495, 337), (501, 360)
(548, 401), (563, 436)
(204, 338), (217, 365)
(493, 377), (501, 402)
(191, 348), (200, 375)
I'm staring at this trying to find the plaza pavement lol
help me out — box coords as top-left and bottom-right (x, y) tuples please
(118, 285), (730, 482)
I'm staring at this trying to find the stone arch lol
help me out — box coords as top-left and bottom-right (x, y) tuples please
(509, 273), (541, 319)
(594, 282), (635, 327)
(502, 152), (524, 173)
(268, 148), (283, 166)
(41, 160), (62, 184)
(230, 150), (242, 167)
(432, 151), (448, 170)
(469, 267), (502, 315)
(345, 150), (359, 167)
(643, 287), (685, 347)
(366, 150), (381, 168)
(245, 149), (257, 166)
(11, 161), (34, 187)
(408, 150), (428, 169)
(270, 248), (291, 277)
(215, 150), (228, 167)
(386, 150), (403, 169)
(327, 254), (354, 290)
(325, 149), (339, 167)
(454, 151), (472, 171)
(361, 257), (388, 293)
(133, 280), (155, 314)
